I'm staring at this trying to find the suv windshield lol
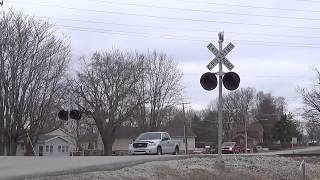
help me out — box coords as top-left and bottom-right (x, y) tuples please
(136, 133), (161, 140)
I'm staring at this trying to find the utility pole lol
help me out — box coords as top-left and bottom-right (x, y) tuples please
(244, 115), (248, 153)
(181, 102), (190, 154)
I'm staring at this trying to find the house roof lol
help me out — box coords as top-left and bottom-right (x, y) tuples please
(232, 131), (260, 140)
(37, 135), (69, 144)
(234, 122), (263, 134)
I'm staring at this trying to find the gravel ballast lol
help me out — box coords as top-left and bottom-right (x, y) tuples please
(27, 156), (320, 180)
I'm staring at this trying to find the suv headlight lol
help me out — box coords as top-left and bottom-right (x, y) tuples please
(148, 142), (156, 146)
(229, 147), (233, 150)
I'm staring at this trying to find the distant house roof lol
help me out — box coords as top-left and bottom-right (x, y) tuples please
(234, 122), (264, 133)
(37, 135), (69, 144)
(232, 122), (264, 140)
(233, 131), (260, 139)
(79, 133), (99, 143)
(166, 127), (196, 137)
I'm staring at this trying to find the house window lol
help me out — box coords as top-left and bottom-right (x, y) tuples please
(66, 146), (69, 152)
(50, 145), (53, 152)
(58, 145), (61, 152)
(46, 145), (49, 152)
(62, 146), (65, 152)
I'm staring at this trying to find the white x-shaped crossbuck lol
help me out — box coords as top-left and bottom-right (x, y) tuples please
(206, 42), (235, 71)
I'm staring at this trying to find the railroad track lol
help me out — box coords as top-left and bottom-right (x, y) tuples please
(278, 153), (320, 157)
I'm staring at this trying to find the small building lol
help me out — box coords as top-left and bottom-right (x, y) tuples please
(232, 122), (264, 147)
(35, 135), (71, 156)
(16, 128), (75, 156)
(79, 133), (103, 155)
(167, 127), (197, 153)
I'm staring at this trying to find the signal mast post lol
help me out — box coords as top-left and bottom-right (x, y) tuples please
(216, 32), (224, 168)
(200, 32), (240, 169)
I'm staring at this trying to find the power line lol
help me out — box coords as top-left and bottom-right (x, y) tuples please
(90, 0), (320, 13)
(33, 16), (320, 39)
(8, 1), (320, 30)
(297, 0), (320, 2)
(54, 24), (320, 48)
(45, 0), (320, 22)
(6, 1), (320, 48)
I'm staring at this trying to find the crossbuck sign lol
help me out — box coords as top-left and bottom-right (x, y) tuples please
(206, 42), (235, 71)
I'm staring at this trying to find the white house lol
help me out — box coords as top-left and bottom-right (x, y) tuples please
(34, 135), (71, 156)
(16, 128), (76, 156)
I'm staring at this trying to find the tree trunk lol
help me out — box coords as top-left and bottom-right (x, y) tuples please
(24, 138), (35, 156)
(102, 135), (114, 156)
(0, 134), (4, 156)
(7, 139), (17, 156)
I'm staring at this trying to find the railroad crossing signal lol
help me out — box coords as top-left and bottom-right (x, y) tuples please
(200, 32), (240, 169)
(58, 109), (82, 121)
(200, 36), (240, 91)
(207, 42), (235, 71)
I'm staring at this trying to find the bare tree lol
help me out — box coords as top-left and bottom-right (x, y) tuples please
(0, 11), (70, 155)
(73, 50), (145, 155)
(222, 87), (256, 141)
(254, 92), (286, 117)
(299, 68), (320, 123)
(306, 119), (320, 142)
(253, 91), (286, 144)
(136, 51), (183, 131)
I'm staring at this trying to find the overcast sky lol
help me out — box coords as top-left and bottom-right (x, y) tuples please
(2, 0), (320, 115)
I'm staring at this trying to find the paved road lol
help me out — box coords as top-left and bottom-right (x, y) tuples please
(1, 146), (319, 180)
(0, 155), (188, 180)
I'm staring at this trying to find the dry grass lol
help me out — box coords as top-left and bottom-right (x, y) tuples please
(153, 165), (267, 180)
(26, 156), (320, 180)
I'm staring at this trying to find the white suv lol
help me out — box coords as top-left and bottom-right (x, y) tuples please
(128, 132), (179, 155)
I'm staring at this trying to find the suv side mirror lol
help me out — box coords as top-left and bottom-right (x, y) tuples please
(162, 137), (168, 141)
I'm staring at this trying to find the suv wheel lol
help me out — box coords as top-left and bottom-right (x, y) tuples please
(157, 146), (162, 155)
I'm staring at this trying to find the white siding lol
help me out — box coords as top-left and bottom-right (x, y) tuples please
(171, 137), (196, 152)
(48, 129), (76, 151)
(96, 136), (130, 152)
(113, 138), (131, 151)
(16, 144), (25, 156)
(36, 137), (70, 156)
(97, 134), (104, 151)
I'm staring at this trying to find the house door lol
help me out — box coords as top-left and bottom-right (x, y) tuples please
(39, 146), (43, 156)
